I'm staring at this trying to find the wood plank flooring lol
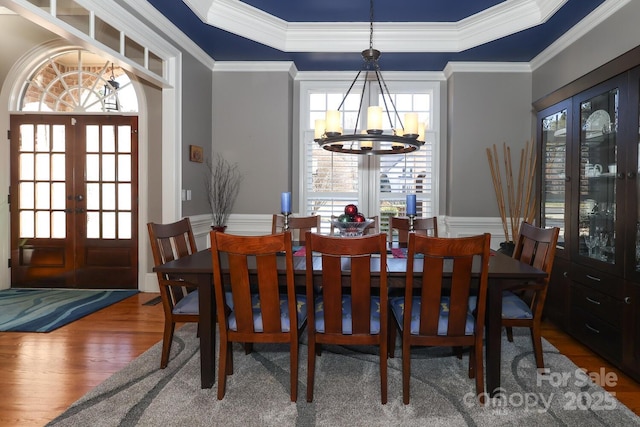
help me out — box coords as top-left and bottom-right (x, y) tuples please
(0, 293), (638, 426)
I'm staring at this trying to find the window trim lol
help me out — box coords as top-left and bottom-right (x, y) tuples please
(297, 75), (441, 222)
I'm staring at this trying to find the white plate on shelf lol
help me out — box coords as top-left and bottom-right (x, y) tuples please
(584, 109), (610, 135)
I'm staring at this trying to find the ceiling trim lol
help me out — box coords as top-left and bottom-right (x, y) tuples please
(213, 61), (297, 76)
(443, 62), (532, 79)
(184, 0), (568, 53)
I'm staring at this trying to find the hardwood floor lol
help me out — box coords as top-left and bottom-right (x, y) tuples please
(0, 293), (638, 426)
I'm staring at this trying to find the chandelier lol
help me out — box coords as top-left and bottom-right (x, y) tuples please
(314, 0), (425, 155)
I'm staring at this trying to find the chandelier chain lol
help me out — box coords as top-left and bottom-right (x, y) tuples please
(369, 0), (374, 50)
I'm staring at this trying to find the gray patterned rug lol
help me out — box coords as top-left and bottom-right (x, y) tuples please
(48, 324), (639, 426)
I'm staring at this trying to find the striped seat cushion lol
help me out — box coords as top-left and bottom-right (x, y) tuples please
(227, 294), (307, 332)
(314, 295), (382, 334)
(389, 296), (475, 335)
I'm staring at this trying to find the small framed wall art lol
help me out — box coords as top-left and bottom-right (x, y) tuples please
(189, 145), (203, 163)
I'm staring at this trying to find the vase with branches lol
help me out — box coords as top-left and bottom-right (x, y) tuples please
(204, 153), (242, 230)
(486, 141), (537, 255)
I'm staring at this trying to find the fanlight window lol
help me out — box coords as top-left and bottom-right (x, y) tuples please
(19, 49), (138, 113)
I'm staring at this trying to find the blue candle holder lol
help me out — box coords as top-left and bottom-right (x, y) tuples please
(408, 214), (416, 232)
(282, 212), (291, 231)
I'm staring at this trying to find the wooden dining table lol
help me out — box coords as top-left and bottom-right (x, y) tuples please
(153, 244), (547, 396)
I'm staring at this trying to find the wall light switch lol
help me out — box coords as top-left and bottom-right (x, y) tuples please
(186, 190), (192, 200)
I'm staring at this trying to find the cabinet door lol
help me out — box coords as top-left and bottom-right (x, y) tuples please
(538, 100), (571, 259)
(625, 67), (640, 282)
(572, 77), (625, 275)
(622, 282), (640, 381)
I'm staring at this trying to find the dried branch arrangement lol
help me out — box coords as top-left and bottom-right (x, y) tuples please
(486, 141), (537, 242)
(204, 153), (242, 227)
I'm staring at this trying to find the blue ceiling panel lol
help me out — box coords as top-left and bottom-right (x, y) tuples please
(145, 0), (606, 71)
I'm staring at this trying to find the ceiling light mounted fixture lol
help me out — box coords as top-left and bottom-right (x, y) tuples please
(314, 0), (425, 155)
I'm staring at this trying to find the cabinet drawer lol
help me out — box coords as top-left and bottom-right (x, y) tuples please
(569, 263), (623, 298)
(571, 283), (623, 327)
(570, 306), (622, 363)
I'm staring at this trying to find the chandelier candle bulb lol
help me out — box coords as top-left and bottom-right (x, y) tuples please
(367, 106), (383, 132)
(361, 141), (373, 150)
(418, 122), (425, 142)
(281, 192), (291, 214)
(325, 110), (341, 135)
(407, 194), (417, 215)
(404, 113), (419, 136)
(314, 119), (326, 139)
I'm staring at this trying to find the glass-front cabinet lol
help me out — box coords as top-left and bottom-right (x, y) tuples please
(574, 80), (622, 273)
(539, 100), (570, 260)
(536, 63), (640, 382)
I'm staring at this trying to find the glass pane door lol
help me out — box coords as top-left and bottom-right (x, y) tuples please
(540, 105), (568, 254)
(577, 87), (618, 263)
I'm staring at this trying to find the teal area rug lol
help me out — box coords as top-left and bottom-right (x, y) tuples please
(0, 289), (139, 332)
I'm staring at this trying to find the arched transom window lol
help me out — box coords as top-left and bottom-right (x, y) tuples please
(19, 49), (138, 113)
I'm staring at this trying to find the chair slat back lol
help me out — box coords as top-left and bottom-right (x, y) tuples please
(510, 222), (560, 317)
(513, 222), (559, 277)
(147, 218), (198, 312)
(406, 233), (491, 340)
(272, 214), (321, 242)
(390, 216), (438, 243)
(211, 231), (298, 337)
(305, 233), (387, 335)
(148, 218), (197, 267)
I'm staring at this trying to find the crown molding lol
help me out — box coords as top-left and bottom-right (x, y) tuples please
(188, 0), (568, 53)
(444, 62), (532, 79)
(296, 70), (446, 82)
(213, 61), (297, 77)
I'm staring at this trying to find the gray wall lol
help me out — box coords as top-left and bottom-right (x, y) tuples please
(180, 53), (214, 217)
(532, 1), (640, 102)
(446, 71), (533, 217)
(212, 70), (293, 215)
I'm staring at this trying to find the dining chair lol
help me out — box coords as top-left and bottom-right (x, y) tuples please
(501, 222), (560, 370)
(389, 216), (438, 243)
(147, 218), (200, 369)
(329, 215), (379, 235)
(388, 233), (491, 404)
(272, 214), (321, 242)
(211, 230), (308, 401)
(304, 232), (389, 404)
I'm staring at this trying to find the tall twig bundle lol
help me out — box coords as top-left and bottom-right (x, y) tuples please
(486, 141), (536, 242)
(204, 153), (242, 227)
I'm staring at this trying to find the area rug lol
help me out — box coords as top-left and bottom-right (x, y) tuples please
(47, 325), (639, 426)
(0, 289), (139, 332)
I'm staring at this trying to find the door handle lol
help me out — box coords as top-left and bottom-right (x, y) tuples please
(75, 194), (84, 202)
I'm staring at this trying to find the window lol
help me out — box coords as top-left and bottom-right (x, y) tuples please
(19, 49), (138, 113)
(299, 78), (440, 234)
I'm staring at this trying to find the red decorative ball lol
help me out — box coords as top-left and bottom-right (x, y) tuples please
(354, 213), (366, 223)
(344, 204), (358, 216)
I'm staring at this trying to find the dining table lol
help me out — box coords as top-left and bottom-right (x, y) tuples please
(153, 243), (548, 396)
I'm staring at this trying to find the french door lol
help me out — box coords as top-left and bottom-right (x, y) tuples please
(10, 115), (139, 289)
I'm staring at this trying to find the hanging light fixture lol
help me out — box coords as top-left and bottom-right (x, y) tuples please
(103, 62), (120, 112)
(314, 0), (425, 155)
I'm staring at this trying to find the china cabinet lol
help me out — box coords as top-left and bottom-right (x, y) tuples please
(535, 53), (640, 382)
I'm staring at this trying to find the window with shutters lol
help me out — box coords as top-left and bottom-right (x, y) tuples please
(299, 79), (440, 234)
